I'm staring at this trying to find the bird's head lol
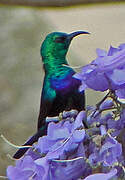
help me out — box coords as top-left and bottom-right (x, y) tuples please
(40, 31), (90, 61)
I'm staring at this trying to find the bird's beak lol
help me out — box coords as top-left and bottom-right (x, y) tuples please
(68, 31), (90, 41)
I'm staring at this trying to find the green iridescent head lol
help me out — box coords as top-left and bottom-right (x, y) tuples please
(40, 31), (90, 61)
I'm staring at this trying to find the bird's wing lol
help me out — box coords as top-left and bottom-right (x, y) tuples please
(37, 99), (53, 130)
(37, 77), (57, 130)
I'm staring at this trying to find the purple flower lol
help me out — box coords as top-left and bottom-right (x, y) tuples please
(6, 107), (124, 180)
(84, 168), (117, 180)
(35, 111), (85, 156)
(7, 156), (44, 180)
(50, 156), (91, 180)
(106, 109), (125, 137)
(99, 99), (114, 110)
(74, 43), (125, 96)
(99, 136), (122, 166)
(7, 111), (87, 180)
(100, 125), (107, 136)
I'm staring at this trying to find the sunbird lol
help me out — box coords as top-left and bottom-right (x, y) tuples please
(13, 31), (89, 159)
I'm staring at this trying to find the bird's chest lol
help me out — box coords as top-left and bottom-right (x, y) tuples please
(50, 72), (80, 94)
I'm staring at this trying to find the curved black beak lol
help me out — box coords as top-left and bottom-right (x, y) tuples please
(68, 31), (90, 40)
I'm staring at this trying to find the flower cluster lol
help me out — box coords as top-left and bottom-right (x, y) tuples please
(6, 43), (125, 180)
(74, 43), (125, 98)
(7, 101), (125, 179)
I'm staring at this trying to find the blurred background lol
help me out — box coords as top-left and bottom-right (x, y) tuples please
(0, 0), (125, 176)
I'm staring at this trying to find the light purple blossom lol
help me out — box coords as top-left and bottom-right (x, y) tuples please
(6, 105), (125, 180)
(7, 111), (88, 180)
(84, 168), (117, 180)
(99, 99), (114, 110)
(7, 156), (44, 180)
(99, 136), (122, 166)
(74, 43), (125, 98)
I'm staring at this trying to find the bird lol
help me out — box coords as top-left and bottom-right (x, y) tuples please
(13, 31), (89, 159)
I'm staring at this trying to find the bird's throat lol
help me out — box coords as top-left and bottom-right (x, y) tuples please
(42, 56), (68, 73)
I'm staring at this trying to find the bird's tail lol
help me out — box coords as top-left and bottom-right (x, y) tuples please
(13, 124), (47, 159)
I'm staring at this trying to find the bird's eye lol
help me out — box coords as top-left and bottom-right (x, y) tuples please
(55, 36), (66, 43)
